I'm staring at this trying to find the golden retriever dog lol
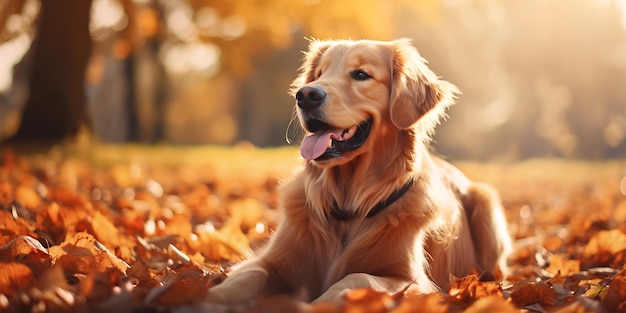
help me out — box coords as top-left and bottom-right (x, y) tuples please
(207, 38), (512, 304)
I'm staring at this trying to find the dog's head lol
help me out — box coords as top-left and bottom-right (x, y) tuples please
(291, 38), (459, 167)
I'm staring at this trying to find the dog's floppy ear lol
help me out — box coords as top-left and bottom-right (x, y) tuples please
(290, 39), (332, 95)
(389, 39), (460, 130)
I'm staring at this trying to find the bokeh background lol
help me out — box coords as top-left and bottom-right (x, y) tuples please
(1, 0), (625, 160)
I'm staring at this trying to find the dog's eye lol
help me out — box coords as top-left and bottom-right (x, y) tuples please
(350, 69), (371, 81)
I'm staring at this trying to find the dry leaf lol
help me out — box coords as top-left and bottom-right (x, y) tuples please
(0, 262), (35, 295)
(546, 254), (580, 277)
(15, 185), (41, 210)
(510, 272), (573, 307)
(343, 288), (397, 312)
(601, 266), (626, 311)
(464, 296), (517, 313)
(146, 276), (210, 306)
(449, 273), (504, 306)
(0, 235), (51, 274)
(2, 149), (626, 312)
(49, 232), (128, 274)
(582, 229), (626, 268)
(393, 293), (450, 313)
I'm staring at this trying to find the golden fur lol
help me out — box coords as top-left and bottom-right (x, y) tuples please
(207, 38), (512, 304)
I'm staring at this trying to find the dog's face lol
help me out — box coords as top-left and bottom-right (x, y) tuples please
(292, 39), (459, 167)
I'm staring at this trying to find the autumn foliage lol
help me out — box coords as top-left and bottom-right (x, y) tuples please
(1, 147), (626, 312)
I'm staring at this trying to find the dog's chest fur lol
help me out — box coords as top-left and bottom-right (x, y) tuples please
(303, 195), (425, 295)
(316, 219), (384, 290)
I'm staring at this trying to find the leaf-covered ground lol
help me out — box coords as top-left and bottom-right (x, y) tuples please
(1, 145), (626, 312)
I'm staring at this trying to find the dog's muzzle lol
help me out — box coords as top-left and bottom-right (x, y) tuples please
(295, 86), (371, 161)
(296, 86), (327, 111)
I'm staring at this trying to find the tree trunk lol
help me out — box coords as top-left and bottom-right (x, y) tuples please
(10, 0), (92, 142)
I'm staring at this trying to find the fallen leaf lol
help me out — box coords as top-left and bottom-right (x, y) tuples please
(0, 262), (35, 295)
(344, 288), (397, 312)
(464, 295), (517, 313)
(449, 273), (504, 306)
(393, 292), (450, 313)
(15, 184), (41, 210)
(2, 149), (626, 312)
(49, 232), (128, 274)
(601, 266), (626, 312)
(510, 272), (572, 307)
(546, 254), (580, 278)
(145, 275), (210, 306)
(0, 235), (51, 274)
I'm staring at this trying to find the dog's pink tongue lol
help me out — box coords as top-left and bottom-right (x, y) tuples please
(300, 129), (343, 160)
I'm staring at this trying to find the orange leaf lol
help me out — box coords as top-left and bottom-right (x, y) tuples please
(449, 274), (504, 305)
(0, 235), (51, 275)
(510, 272), (572, 307)
(90, 211), (121, 243)
(464, 295), (517, 313)
(343, 288), (396, 312)
(146, 276), (209, 306)
(0, 210), (35, 239)
(0, 262), (35, 295)
(583, 229), (626, 258)
(545, 254), (580, 277)
(49, 232), (128, 274)
(602, 267), (626, 311)
(393, 293), (450, 313)
(15, 185), (41, 210)
(582, 230), (626, 267)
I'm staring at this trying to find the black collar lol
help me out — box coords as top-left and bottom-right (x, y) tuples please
(330, 178), (414, 221)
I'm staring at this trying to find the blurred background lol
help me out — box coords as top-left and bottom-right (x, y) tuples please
(0, 0), (625, 160)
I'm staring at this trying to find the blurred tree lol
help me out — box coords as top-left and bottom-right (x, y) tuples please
(86, 0), (440, 144)
(1, 0), (441, 144)
(184, 0), (441, 76)
(88, 0), (166, 142)
(3, 0), (624, 158)
(9, 0), (92, 142)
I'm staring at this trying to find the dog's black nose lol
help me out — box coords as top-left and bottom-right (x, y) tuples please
(296, 86), (326, 110)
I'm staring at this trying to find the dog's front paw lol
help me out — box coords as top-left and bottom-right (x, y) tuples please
(312, 288), (351, 304)
(205, 264), (269, 304)
(205, 286), (230, 304)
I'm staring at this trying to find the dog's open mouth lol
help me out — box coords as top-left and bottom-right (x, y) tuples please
(300, 119), (372, 161)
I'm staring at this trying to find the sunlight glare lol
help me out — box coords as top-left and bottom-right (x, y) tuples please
(162, 43), (187, 74)
(0, 34), (31, 92)
(166, 5), (197, 42)
(188, 42), (220, 76)
(196, 7), (220, 36)
(620, 0), (626, 28)
(161, 42), (220, 77)
(519, 205), (532, 221)
(146, 179), (164, 198)
(90, 0), (127, 38)
(220, 15), (247, 41)
(144, 219), (156, 235)
(255, 222), (265, 234)
(597, 0), (626, 28)
(196, 222), (216, 234)
(603, 117), (626, 147)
